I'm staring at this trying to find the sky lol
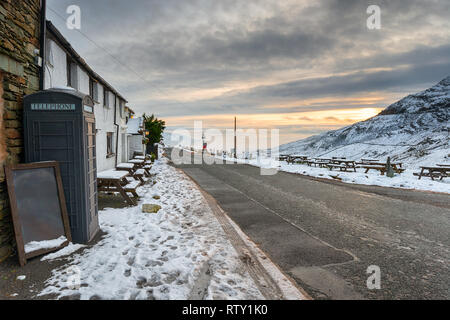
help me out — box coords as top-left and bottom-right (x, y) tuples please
(46, 0), (450, 146)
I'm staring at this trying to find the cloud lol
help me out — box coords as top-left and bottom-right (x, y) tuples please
(46, 0), (450, 144)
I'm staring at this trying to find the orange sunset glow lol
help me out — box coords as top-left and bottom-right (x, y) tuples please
(165, 107), (383, 129)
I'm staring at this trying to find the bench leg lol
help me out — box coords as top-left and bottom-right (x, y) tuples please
(114, 181), (135, 206)
(418, 168), (424, 180)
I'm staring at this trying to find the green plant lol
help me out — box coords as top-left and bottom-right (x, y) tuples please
(142, 114), (166, 145)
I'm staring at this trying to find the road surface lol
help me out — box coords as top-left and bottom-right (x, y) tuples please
(168, 149), (450, 299)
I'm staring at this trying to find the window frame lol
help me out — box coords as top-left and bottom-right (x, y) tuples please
(66, 56), (72, 88)
(89, 78), (95, 100)
(103, 89), (109, 108)
(106, 132), (115, 157)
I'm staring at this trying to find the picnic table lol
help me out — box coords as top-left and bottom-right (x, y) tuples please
(97, 170), (141, 205)
(416, 166), (450, 180)
(306, 159), (330, 168)
(128, 159), (145, 167)
(328, 160), (357, 172)
(360, 162), (404, 175)
(361, 158), (379, 163)
(116, 162), (147, 182)
(287, 155), (309, 164)
(116, 162), (136, 171)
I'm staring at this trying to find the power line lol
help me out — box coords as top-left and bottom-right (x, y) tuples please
(46, 6), (191, 111)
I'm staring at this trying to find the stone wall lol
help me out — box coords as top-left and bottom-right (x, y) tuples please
(0, 0), (41, 262)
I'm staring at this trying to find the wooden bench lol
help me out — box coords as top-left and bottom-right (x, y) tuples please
(361, 158), (379, 163)
(128, 159), (145, 168)
(134, 168), (150, 182)
(415, 166), (450, 180)
(116, 162), (136, 172)
(361, 165), (405, 175)
(327, 163), (356, 172)
(143, 164), (152, 176)
(97, 170), (141, 206)
(286, 155), (309, 164)
(307, 160), (330, 168)
(361, 165), (387, 175)
(116, 162), (145, 181)
(327, 159), (356, 171)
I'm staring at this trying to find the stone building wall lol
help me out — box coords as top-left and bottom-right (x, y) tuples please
(0, 0), (41, 262)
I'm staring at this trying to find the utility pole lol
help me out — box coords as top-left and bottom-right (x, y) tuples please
(234, 117), (237, 159)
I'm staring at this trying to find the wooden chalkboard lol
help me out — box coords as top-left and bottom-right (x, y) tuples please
(5, 161), (72, 266)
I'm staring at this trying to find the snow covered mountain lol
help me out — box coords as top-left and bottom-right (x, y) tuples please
(279, 76), (450, 167)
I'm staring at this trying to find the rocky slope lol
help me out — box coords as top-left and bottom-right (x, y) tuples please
(279, 76), (450, 167)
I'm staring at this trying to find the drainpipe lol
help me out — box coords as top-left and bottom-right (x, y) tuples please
(39, 0), (47, 90)
(114, 95), (119, 167)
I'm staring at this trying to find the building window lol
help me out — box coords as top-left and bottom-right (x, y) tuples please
(94, 83), (99, 102)
(103, 89), (109, 108)
(89, 78), (94, 99)
(45, 40), (54, 67)
(67, 58), (78, 89)
(89, 80), (99, 102)
(106, 132), (114, 157)
(119, 100), (124, 118)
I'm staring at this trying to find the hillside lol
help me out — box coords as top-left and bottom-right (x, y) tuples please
(279, 76), (450, 167)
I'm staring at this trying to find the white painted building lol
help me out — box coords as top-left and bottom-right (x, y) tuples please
(43, 21), (130, 172)
(127, 117), (145, 159)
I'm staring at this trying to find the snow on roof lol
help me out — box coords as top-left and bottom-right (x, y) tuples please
(127, 117), (143, 134)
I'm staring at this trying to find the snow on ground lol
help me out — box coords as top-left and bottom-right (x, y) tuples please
(41, 243), (86, 261)
(277, 162), (450, 194)
(215, 155), (450, 194)
(38, 157), (264, 300)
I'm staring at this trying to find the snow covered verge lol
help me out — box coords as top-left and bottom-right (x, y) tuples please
(216, 155), (450, 194)
(38, 158), (266, 300)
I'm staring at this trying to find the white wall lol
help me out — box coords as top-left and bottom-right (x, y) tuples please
(128, 135), (144, 159)
(44, 39), (67, 89)
(94, 86), (117, 172)
(77, 67), (90, 94)
(44, 37), (128, 173)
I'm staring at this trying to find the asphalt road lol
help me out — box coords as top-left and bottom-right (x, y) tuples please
(168, 149), (450, 300)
